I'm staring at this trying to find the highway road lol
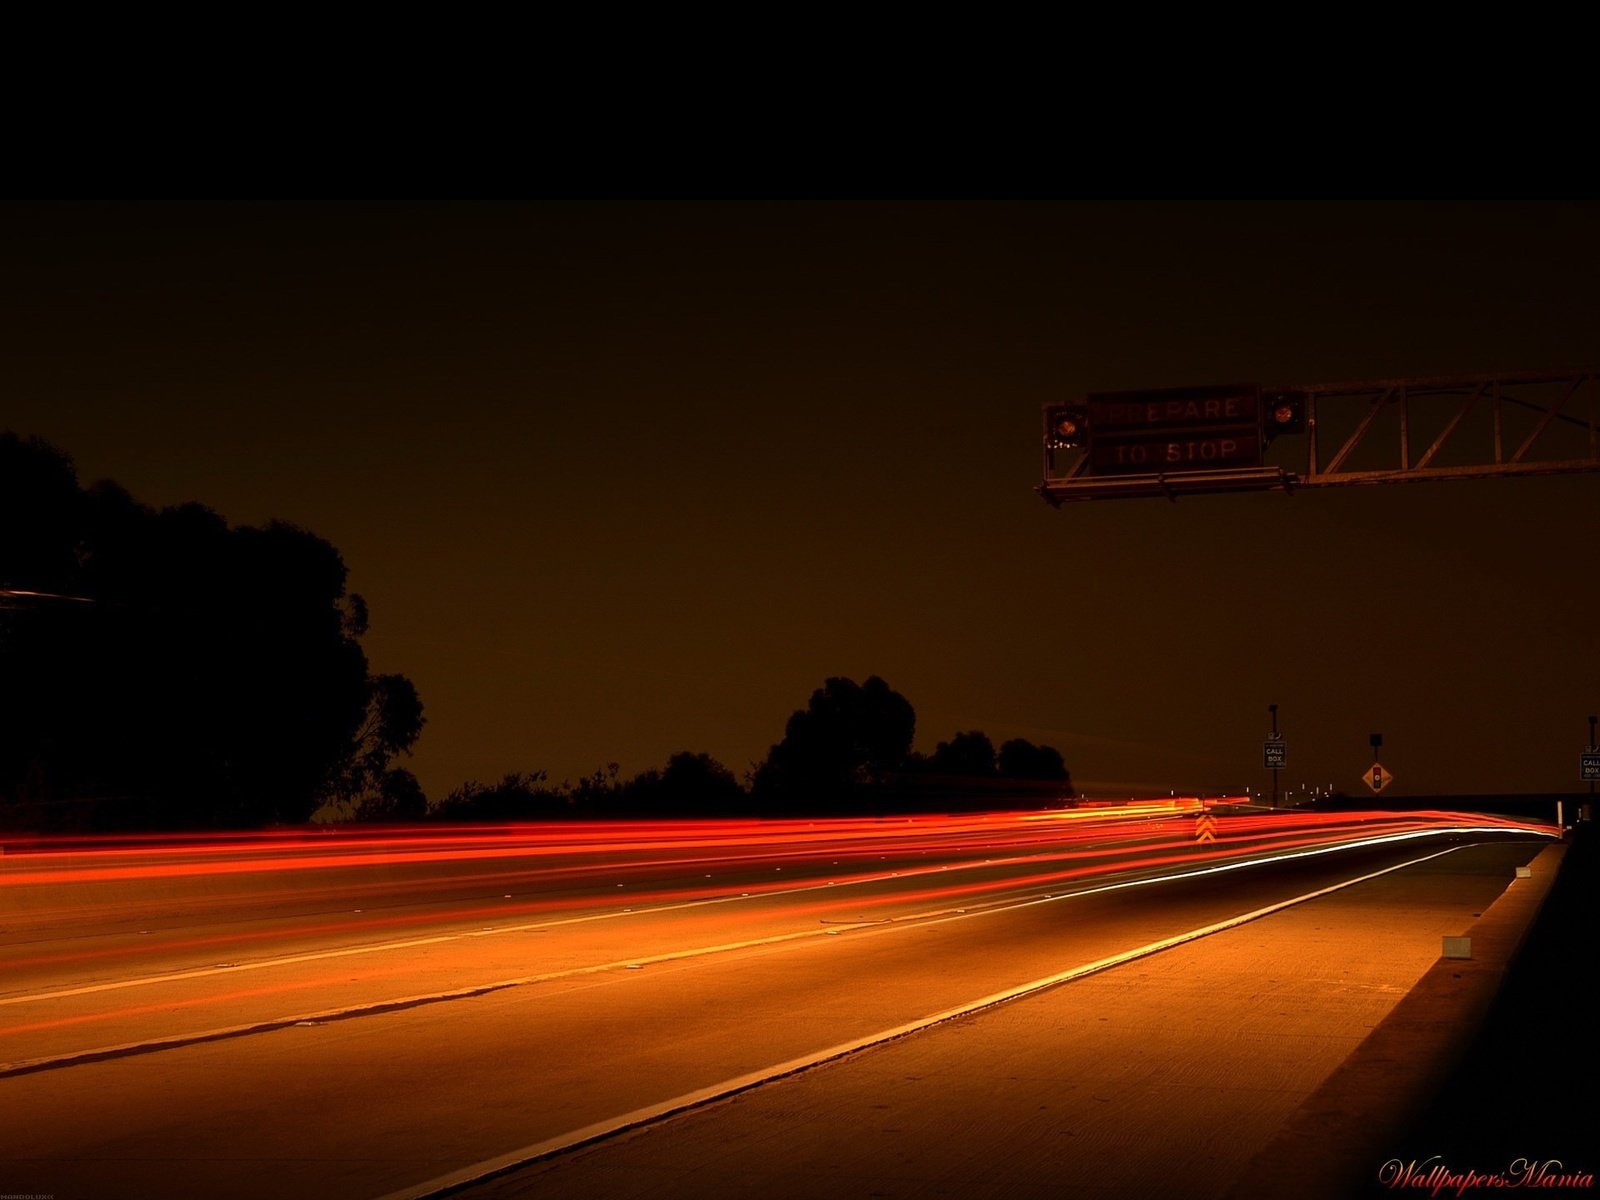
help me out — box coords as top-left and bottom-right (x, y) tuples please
(0, 804), (1557, 1199)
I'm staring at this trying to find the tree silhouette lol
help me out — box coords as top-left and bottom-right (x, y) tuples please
(0, 434), (81, 595)
(353, 768), (429, 822)
(434, 771), (562, 821)
(751, 675), (916, 813)
(333, 674), (427, 810)
(624, 751), (745, 816)
(929, 730), (999, 779)
(998, 738), (1071, 785)
(0, 432), (424, 830)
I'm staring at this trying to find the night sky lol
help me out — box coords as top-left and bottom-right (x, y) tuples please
(4, 201), (1596, 802)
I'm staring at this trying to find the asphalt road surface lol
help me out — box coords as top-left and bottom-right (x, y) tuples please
(0, 805), (1556, 1199)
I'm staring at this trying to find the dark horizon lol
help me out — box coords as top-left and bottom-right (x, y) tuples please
(4, 200), (1597, 808)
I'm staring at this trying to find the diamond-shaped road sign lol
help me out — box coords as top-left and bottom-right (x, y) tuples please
(1365, 762), (1393, 793)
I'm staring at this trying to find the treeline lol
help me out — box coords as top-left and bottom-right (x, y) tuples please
(0, 433), (422, 830)
(401, 676), (1073, 824)
(1, 433), (1072, 831)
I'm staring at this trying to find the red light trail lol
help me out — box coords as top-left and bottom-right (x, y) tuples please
(2, 803), (1552, 982)
(0, 799), (1559, 1200)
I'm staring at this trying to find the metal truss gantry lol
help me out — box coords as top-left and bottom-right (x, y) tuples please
(1039, 369), (1600, 504)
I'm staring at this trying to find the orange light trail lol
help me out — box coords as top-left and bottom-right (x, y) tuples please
(2, 806), (1551, 900)
(0, 804), (1557, 1067)
(2, 804), (1554, 980)
(2, 961), (435, 1039)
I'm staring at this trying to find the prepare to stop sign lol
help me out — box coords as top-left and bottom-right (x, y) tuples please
(1079, 384), (1265, 477)
(1094, 436), (1255, 470)
(1094, 395), (1257, 426)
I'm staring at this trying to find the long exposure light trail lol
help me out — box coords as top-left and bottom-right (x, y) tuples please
(5, 812), (1540, 1008)
(2, 806), (1553, 951)
(0, 798), (1561, 1200)
(1, 806), (1553, 1003)
(2, 812), (1547, 1064)
(0, 806), (1194, 886)
(0, 806), (1554, 1080)
(2, 803), (1547, 885)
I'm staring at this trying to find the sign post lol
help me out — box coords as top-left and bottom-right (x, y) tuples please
(1581, 716), (1599, 825)
(1264, 703), (1284, 807)
(1365, 732), (1390, 795)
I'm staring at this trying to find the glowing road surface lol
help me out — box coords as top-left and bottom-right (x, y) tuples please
(0, 803), (1556, 1199)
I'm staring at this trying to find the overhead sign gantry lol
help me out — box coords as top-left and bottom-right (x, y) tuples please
(1039, 369), (1599, 503)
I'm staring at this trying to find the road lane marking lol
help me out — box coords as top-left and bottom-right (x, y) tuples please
(0, 831), (1527, 1078)
(0, 854), (1048, 999)
(0, 823), (1518, 1008)
(372, 845), (1470, 1200)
